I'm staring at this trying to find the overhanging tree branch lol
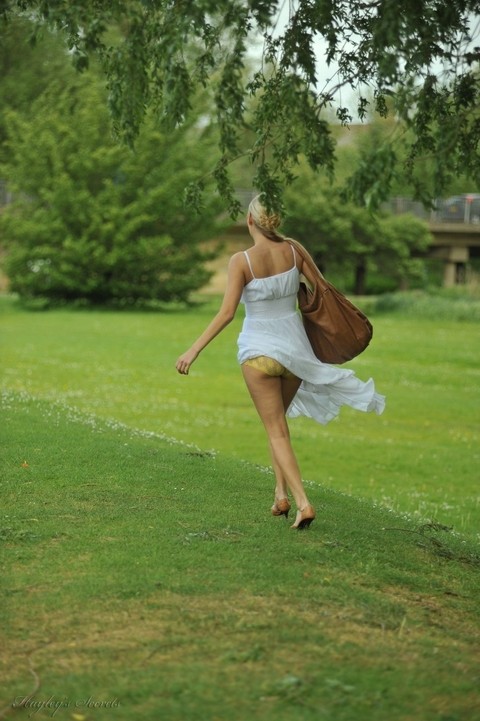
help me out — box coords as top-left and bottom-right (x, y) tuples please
(2, 0), (479, 213)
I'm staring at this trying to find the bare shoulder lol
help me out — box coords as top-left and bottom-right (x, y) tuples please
(230, 250), (246, 262)
(228, 251), (248, 271)
(287, 238), (307, 269)
(226, 251), (249, 282)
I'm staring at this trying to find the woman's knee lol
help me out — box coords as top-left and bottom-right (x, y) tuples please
(262, 416), (291, 439)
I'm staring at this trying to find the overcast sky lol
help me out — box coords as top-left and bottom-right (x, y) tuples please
(248, 1), (480, 123)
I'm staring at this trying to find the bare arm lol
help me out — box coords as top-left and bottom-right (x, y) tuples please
(175, 253), (246, 375)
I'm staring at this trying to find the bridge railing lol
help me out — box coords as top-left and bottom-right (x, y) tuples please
(382, 195), (480, 225)
(236, 190), (480, 225)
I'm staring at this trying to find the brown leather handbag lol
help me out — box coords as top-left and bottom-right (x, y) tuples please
(289, 238), (373, 364)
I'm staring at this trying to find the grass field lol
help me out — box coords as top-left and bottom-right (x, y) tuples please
(1, 294), (479, 721)
(1, 295), (479, 536)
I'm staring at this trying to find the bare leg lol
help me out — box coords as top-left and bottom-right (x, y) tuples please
(270, 373), (305, 500)
(269, 440), (289, 501)
(241, 365), (310, 511)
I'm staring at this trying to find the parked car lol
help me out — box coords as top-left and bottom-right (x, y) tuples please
(440, 194), (480, 223)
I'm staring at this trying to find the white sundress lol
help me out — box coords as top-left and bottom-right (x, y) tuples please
(237, 245), (386, 425)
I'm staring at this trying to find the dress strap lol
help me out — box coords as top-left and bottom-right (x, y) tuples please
(243, 250), (256, 279)
(290, 243), (296, 268)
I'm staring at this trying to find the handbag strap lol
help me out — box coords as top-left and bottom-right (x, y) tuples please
(286, 237), (325, 286)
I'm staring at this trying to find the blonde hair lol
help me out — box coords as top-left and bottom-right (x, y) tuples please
(248, 194), (285, 242)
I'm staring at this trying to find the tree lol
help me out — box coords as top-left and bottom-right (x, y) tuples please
(283, 172), (431, 293)
(342, 101), (480, 204)
(375, 214), (432, 291)
(0, 77), (225, 305)
(0, 15), (76, 158)
(1, 1), (478, 214)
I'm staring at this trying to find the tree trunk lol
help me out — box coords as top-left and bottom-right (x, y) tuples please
(354, 262), (366, 295)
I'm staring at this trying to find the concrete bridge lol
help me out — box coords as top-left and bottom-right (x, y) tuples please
(420, 222), (480, 286)
(384, 197), (480, 286)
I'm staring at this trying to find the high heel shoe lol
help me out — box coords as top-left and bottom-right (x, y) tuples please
(271, 497), (291, 518)
(291, 504), (316, 530)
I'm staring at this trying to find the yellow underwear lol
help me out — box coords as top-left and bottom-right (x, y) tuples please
(242, 356), (297, 379)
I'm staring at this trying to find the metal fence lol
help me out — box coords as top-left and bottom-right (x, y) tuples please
(383, 195), (480, 224)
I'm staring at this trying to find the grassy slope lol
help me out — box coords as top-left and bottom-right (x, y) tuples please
(1, 296), (479, 537)
(1, 394), (479, 721)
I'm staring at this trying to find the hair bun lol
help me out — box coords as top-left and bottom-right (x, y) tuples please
(258, 210), (281, 231)
(248, 193), (283, 238)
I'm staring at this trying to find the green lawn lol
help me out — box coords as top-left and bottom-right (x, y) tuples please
(1, 392), (479, 721)
(1, 295), (479, 537)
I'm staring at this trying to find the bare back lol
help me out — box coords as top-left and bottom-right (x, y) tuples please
(243, 241), (299, 282)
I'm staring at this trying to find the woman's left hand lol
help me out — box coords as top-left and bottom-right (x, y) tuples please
(176, 348), (199, 375)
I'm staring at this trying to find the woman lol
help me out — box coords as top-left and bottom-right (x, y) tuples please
(176, 195), (385, 530)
